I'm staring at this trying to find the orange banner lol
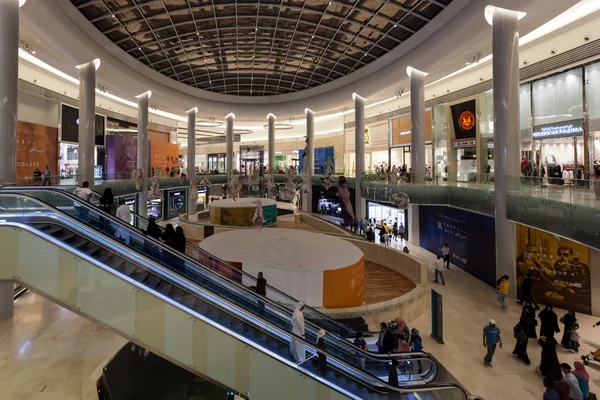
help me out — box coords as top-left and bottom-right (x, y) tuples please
(322, 256), (365, 308)
(150, 141), (179, 173)
(16, 121), (58, 184)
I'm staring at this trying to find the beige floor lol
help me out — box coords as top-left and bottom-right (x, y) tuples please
(0, 292), (126, 400)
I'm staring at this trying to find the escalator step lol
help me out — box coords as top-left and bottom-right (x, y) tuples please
(194, 304), (207, 316)
(120, 263), (136, 276)
(181, 294), (196, 309)
(146, 275), (161, 289)
(157, 282), (172, 296)
(61, 234), (77, 243)
(71, 240), (86, 250)
(113, 259), (125, 271)
(169, 287), (184, 303)
(132, 271), (149, 283)
(97, 254), (113, 265)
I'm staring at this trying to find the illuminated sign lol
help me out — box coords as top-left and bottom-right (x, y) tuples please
(533, 120), (584, 139)
(451, 139), (476, 148)
(459, 111), (476, 131)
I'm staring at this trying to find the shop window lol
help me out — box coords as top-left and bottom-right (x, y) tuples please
(532, 69), (583, 126)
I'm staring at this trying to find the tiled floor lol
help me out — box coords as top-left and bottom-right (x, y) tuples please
(0, 293), (126, 400)
(363, 260), (416, 304)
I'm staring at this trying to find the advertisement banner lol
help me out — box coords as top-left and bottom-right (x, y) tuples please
(516, 225), (591, 314)
(419, 205), (496, 287)
(390, 110), (433, 146)
(150, 141), (179, 173)
(450, 99), (476, 140)
(16, 121), (58, 184)
(105, 135), (138, 180)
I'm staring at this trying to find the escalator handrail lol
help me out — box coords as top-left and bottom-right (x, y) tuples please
(0, 189), (438, 373)
(0, 215), (468, 399)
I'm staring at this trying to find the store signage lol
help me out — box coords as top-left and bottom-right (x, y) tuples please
(125, 198), (136, 206)
(451, 139), (476, 148)
(451, 99), (476, 139)
(198, 186), (208, 193)
(533, 120), (584, 139)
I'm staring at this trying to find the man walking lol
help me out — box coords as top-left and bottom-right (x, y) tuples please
(441, 243), (450, 268)
(433, 255), (446, 285)
(43, 164), (52, 186)
(483, 319), (502, 366)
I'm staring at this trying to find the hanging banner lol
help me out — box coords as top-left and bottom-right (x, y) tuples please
(516, 225), (591, 314)
(150, 141), (180, 174)
(16, 121), (58, 184)
(450, 99), (476, 140)
(105, 135), (138, 180)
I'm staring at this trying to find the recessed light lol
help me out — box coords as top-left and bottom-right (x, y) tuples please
(112, 14), (115, 18)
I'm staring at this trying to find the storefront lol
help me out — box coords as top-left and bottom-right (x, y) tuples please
(166, 188), (187, 219)
(195, 186), (208, 212)
(208, 153), (226, 174)
(389, 110), (433, 175)
(366, 200), (408, 239)
(240, 145), (264, 176)
(59, 143), (105, 182)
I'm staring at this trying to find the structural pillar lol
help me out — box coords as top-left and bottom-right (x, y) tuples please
(0, 0), (27, 321)
(136, 91), (151, 218)
(225, 113), (235, 183)
(353, 93), (366, 219)
(267, 113), (276, 180)
(486, 6), (525, 295)
(407, 67), (427, 179)
(187, 107), (198, 214)
(303, 108), (315, 213)
(76, 58), (100, 187)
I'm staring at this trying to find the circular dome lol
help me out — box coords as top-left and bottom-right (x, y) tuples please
(69, 0), (452, 96)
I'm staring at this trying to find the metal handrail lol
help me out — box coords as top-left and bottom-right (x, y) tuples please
(0, 189), (436, 375)
(0, 205), (470, 399)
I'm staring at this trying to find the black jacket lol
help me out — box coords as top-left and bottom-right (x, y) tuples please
(379, 331), (394, 354)
(256, 277), (267, 296)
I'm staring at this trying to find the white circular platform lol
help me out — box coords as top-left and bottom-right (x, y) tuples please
(198, 229), (365, 308)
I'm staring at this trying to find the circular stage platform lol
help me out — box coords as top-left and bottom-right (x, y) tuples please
(198, 228), (364, 308)
(208, 198), (277, 227)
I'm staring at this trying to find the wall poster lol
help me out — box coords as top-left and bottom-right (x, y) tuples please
(16, 121), (58, 184)
(516, 225), (591, 314)
(150, 142), (180, 173)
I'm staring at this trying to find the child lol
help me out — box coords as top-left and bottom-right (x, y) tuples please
(411, 328), (424, 374)
(353, 332), (368, 370)
(570, 323), (580, 353)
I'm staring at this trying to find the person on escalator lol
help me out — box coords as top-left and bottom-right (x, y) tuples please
(99, 188), (115, 215)
(290, 302), (306, 363)
(377, 322), (394, 354)
(353, 332), (368, 370)
(142, 217), (162, 240)
(315, 329), (327, 375)
(73, 181), (93, 220)
(162, 224), (175, 246)
(115, 198), (132, 245)
(388, 359), (399, 387)
(172, 226), (186, 253)
(411, 328), (424, 374)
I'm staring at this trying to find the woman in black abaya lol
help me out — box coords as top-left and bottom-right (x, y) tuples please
(538, 336), (561, 380)
(512, 320), (531, 365)
(520, 301), (538, 339)
(560, 310), (577, 349)
(538, 305), (560, 341)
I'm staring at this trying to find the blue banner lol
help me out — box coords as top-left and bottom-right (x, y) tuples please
(419, 206), (496, 287)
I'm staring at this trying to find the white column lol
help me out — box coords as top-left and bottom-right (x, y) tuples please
(353, 93), (366, 219)
(0, 0), (20, 186)
(407, 67), (427, 179)
(187, 107), (197, 214)
(225, 113), (235, 183)
(136, 91), (151, 218)
(486, 6), (525, 295)
(267, 113), (276, 179)
(76, 59), (100, 186)
(303, 108), (315, 213)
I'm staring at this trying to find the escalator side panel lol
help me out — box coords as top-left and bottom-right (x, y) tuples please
(0, 226), (353, 400)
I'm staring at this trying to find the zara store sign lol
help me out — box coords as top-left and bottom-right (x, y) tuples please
(533, 119), (584, 139)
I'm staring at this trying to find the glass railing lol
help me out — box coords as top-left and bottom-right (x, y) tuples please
(0, 188), (440, 386)
(0, 193), (471, 399)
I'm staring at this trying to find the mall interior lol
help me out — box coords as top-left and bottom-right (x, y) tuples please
(3, 0), (600, 399)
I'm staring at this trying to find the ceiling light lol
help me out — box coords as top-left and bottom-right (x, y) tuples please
(262, 123), (294, 130)
(233, 129), (253, 134)
(195, 119), (223, 127)
(112, 14), (115, 18)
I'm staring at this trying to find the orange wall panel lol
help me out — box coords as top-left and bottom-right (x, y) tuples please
(322, 257), (365, 308)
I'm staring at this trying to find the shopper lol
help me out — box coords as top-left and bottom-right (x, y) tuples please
(142, 217), (162, 240)
(483, 319), (502, 366)
(99, 188), (115, 214)
(399, 223), (406, 241)
(353, 332), (368, 370)
(162, 224), (175, 246)
(377, 322), (394, 354)
(411, 327), (424, 374)
(290, 302), (306, 363)
(521, 301), (538, 339)
(560, 363), (583, 400)
(539, 336), (562, 380)
(115, 198), (132, 245)
(497, 275), (510, 311)
(594, 167), (600, 200)
(403, 246), (410, 254)
(517, 273), (540, 309)
(388, 359), (399, 387)
(43, 164), (52, 185)
(543, 377), (560, 400)
(73, 181), (93, 220)
(441, 243), (450, 268)
(315, 329), (327, 375)
(569, 323), (580, 354)
(33, 168), (42, 185)
(560, 310), (577, 349)
(573, 361), (590, 400)
(539, 305), (561, 341)
(512, 319), (531, 365)
(433, 255), (446, 285)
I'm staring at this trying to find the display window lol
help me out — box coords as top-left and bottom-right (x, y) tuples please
(167, 189), (187, 218)
(208, 153), (226, 174)
(196, 187), (208, 211)
(147, 198), (163, 220)
(366, 201), (408, 240)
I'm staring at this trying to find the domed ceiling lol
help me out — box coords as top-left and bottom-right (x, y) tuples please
(70, 0), (452, 96)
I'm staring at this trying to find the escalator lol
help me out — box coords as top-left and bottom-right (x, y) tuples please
(0, 190), (478, 398)
(0, 192), (472, 399)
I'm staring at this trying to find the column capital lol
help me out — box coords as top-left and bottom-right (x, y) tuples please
(266, 113), (277, 119)
(186, 107), (198, 115)
(304, 108), (315, 116)
(484, 6), (526, 25)
(135, 90), (152, 99)
(19, 0), (27, 7)
(352, 92), (366, 102)
(76, 58), (101, 71)
(225, 113), (236, 120)
(406, 66), (428, 78)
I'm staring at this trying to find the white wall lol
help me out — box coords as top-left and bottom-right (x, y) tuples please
(18, 90), (59, 127)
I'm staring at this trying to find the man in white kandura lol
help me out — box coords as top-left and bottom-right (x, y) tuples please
(290, 301), (306, 363)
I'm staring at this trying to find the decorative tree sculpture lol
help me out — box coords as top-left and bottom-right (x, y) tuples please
(253, 199), (264, 229)
(319, 157), (336, 190)
(132, 169), (144, 191)
(148, 169), (162, 200)
(337, 175), (355, 227)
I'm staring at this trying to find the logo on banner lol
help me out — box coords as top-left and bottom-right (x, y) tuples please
(459, 111), (475, 131)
